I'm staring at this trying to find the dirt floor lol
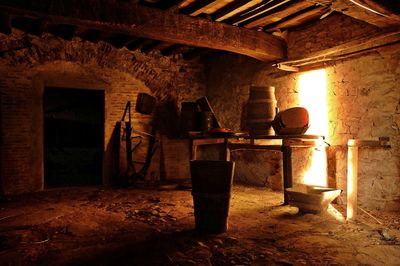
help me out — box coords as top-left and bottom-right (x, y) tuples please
(0, 184), (400, 265)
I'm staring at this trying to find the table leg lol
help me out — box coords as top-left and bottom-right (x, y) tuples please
(224, 138), (230, 161)
(282, 145), (293, 205)
(190, 139), (197, 160)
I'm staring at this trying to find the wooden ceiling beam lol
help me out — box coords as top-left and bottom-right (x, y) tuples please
(264, 5), (329, 32)
(241, 0), (313, 29)
(211, 0), (253, 21)
(224, 0), (291, 25)
(307, 0), (400, 27)
(0, 0), (286, 61)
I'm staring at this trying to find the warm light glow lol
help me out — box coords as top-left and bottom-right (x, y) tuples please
(298, 69), (329, 187)
(346, 145), (358, 220)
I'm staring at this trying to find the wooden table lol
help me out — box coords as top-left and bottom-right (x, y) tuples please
(190, 134), (324, 204)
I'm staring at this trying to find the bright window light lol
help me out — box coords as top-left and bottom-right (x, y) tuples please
(298, 69), (329, 187)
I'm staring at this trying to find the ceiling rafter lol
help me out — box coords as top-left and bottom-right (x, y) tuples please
(306, 0), (400, 27)
(223, 0), (292, 25)
(263, 5), (329, 32)
(240, 0), (313, 29)
(211, 0), (253, 21)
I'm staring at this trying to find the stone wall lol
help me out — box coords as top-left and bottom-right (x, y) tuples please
(0, 31), (205, 194)
(203, 43), (400, 211)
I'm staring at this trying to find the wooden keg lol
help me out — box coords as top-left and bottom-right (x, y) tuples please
(246, 86), (277, 136)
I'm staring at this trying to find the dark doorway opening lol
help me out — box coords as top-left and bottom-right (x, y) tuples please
(43, 87), (104, 187)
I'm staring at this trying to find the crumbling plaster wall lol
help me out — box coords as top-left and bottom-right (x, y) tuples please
(0, 31), (205, 194)
(204, 30), (400, 210)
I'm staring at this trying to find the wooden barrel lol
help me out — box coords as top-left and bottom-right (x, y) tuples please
(272, 107), (310, 135)
(246, 86), (277, 136)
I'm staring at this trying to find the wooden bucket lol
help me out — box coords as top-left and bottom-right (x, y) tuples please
(246, 86), (277, 136)
(272, 107), (309, 135)
(190, 160), (235, 234)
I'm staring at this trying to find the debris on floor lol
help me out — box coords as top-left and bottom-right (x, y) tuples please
(0, 185), (399, 265)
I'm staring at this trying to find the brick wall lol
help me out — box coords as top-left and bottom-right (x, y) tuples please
(0, 31), (205, 194)
(204, 42), (400, 211)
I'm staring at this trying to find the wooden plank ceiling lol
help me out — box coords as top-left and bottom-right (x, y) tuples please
(0, 0), (399, 61)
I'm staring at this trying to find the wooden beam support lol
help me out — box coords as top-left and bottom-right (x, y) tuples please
(241, 0), (313, 29)
(0, 0), (286, 61)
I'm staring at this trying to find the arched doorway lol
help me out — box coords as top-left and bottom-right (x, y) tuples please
(43, 87), (104, 187)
